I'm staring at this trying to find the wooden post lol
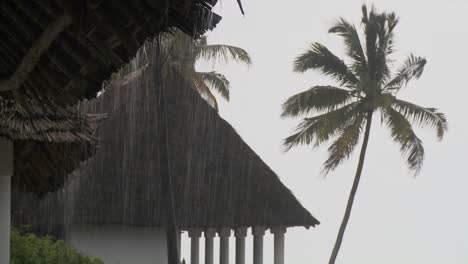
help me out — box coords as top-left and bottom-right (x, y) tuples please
(0, 138), (13, 264)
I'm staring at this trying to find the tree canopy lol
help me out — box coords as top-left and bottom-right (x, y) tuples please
(281, 5), (447, 263)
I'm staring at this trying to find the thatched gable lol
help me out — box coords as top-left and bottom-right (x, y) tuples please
(19, 58), (319, 235)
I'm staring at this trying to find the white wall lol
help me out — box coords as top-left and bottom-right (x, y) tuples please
(70, 225), (168, 264)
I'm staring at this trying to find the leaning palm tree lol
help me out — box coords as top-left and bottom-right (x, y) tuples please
(165, 31), (252, 110)
(281, 5), (447, 263)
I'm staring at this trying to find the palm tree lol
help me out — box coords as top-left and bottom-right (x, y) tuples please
(281, 5), (447, 263)
(165, 31), (252, 110)
(112, 31), (251, 111)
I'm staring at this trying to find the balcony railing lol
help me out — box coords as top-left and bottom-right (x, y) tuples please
(185, 226), (286, 264)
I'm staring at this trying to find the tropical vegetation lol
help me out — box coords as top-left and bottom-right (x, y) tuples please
(281, 5), (447, 263)
(10, 229), (103, 264)
(164, 30), (252, 110)
(112, 30), (252, 111)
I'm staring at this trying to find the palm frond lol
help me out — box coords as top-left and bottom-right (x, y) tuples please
(195, 44), (252, 65)
(374, 13), (395, 83)
(293, 43), (359, 86)
(385, 54), (427, 90)
(362, 4), (380, 79)
(383, 107), (425, 174)
(362, 5), (397, 83)
(361, 4), (369, 23)
(281, 86), (354, 118)
(393, 99), (447, 140)
(237, 0), (245, 15)
(193, 75), (219, 111)
(197, 71), (230, 100)
(329, 18), (367, 76)
(283, 103), (359, 151)
(380, 12), (399, 56)
(322, 112), (366, 174)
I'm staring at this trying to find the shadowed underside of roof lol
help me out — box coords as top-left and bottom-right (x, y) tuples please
(0, 0), (220, 194)
(0, 0), (220, 104)
(19, 51), (319, 234)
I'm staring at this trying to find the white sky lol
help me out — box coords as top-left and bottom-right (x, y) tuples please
(182, 1), (468, 263)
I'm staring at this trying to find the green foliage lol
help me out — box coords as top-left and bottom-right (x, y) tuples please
(283, 102), (360, 151)
(171, 32), (251, 110)
(10, 230), (104, 264)
(293, 43), (358, 86)
(111, 30), (251, 111)
(284, 5), (449, 263)
(283, 4), (447, 175)
(195, 39), (252, 66)
(281, 86), (353, 118)
(197, 71), (231, 100)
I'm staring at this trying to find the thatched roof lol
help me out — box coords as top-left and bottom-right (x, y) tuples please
(15, 58), (319, 235)
(1, 0), (221, 194)
(0, 98), (101, 142)
(0, 0), (220, 103)
(0, 97), (105, 194)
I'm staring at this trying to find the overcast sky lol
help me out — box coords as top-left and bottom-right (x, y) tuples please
(182, 0), (468, 263)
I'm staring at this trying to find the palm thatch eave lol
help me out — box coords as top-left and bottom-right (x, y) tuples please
(0, 97), (106, 195)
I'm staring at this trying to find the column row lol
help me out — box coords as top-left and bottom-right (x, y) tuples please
(188, 226), (286, 264)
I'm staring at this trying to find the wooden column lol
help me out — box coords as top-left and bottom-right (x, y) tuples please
(204, 228), (216, 264)
(189, 229), (202, 264)
(252, 226), (266, 264)
(235, 227), (247, 264)
(271, 226), (287, 264)
(0, 138), (13, 264)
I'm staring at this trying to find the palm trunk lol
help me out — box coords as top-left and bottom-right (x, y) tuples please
(155, 55), (180, 264)
(328, 111), (373, 264)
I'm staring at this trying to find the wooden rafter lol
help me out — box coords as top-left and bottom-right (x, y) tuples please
(0, 0), (221, 100)
(95, 3), (139, 55)
(0, 13), (72, 92)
